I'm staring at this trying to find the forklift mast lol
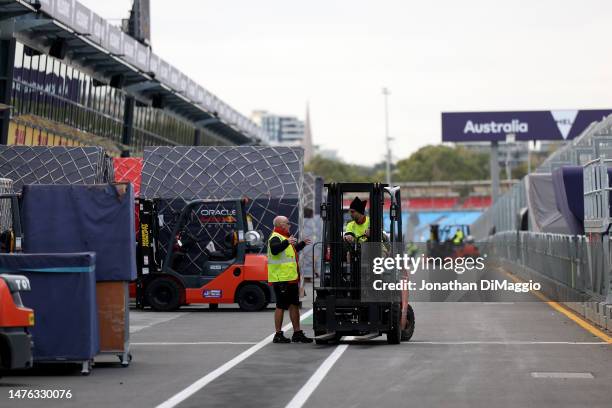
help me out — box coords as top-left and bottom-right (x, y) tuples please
(136, 198), (161, 307)
(320, 183), (403, 290)
(322, 183), (384, 292)
(0, 193), (23, 253)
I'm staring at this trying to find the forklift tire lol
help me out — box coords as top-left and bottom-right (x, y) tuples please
(237, 284), (267, 312)
(145, 278), (182, 312)
(401, 304), (415, 342)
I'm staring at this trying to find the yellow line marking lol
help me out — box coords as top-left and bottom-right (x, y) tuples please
(503, 271), (612, 344)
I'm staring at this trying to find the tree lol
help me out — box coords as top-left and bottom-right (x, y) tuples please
(509, 152), (546, 180)
(306, 146), (493, 183)
(305, 156), (377, 182)
(394, 145), (489, 182)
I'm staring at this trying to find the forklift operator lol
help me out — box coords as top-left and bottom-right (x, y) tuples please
(344, 196), (370, 243)
(268, 216), (313, 344)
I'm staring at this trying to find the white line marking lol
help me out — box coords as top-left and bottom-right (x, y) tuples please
(130, 312), (185, 334)
(531, 372), (594, 379)
(155, 309), (313, 408)
(132, 342), (257, 346)
(285, 344), (349, 408)
(408, 341), (607, 345)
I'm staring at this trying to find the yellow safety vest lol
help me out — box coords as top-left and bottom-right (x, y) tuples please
(452, 230), (464, 244)
(267, 231), (298, 283)
(345, 216), (370, 242)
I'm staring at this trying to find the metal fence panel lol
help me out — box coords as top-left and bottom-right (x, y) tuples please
(487, 231), (609, 300)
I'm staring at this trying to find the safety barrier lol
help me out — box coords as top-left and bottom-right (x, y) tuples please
(583, 157), (612, 233)
(484, 231), (608, 298)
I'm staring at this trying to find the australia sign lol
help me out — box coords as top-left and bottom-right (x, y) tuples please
(442, 110), (612, 142)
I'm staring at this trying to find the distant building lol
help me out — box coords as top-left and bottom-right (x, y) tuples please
(302, 104), (314, 164)
(251, 106), (315, 165)
(251, 111), (304, 144)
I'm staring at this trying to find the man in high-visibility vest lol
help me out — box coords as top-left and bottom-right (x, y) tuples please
(452, 228), (464, 245)
(344, 196), (369, 243)
(268, 215), (313, 344)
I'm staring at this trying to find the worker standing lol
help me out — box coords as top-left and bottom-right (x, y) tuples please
(344, 197), (370, 243)
(268, 216), (313, 344)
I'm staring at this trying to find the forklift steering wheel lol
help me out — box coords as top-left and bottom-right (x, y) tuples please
(344, 235), (367, 254)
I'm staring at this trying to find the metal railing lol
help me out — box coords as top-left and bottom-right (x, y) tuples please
(485, 231), (608, 300)
(583, 158), (612, 233)
(471, 114), (612, 303)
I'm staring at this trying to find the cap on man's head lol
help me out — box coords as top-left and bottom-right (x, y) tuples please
(349, 196), (366, 214)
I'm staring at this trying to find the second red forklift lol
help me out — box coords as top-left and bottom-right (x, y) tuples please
(135, 198), (272, 311)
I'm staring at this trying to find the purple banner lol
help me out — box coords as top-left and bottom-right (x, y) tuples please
(442, 110), (612, 142)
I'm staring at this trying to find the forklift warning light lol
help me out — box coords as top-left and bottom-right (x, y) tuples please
(203, 289), (222, 298)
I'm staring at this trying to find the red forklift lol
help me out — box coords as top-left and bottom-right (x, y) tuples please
(313, 183), (415, 344)
(0, 193), (34, 370)
(0, 274), (34, 370)
(135, 198), (271, 311)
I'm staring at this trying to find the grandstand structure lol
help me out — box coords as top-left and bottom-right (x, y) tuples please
(398, 180), (516, 211)
(0, 0), (265, 155)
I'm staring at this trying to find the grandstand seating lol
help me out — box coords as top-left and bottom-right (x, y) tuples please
(406, 197), (458, 209)
(462, 196), (492, 209)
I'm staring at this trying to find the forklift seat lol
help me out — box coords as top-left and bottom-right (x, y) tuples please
(207, 231), (237, 261)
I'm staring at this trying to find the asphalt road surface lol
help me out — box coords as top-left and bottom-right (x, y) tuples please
(1, 280), (611, 408)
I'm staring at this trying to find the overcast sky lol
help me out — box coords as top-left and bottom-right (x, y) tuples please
(80, 0), (612, 165)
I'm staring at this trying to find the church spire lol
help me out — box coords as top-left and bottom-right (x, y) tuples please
(302, 102), (314, 164)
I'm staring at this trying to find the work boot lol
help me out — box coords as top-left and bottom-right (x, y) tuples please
(292, 330), (313, 343)
(273, 331), (291, 343)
